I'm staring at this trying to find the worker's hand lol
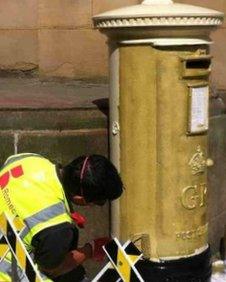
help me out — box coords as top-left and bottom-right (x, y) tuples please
(40, 249), (88, 278)
(90, 237), (111, 262)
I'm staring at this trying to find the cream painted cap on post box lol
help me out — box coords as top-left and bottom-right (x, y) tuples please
(142, 0), (173, 4)
(93, 0), (224, 29)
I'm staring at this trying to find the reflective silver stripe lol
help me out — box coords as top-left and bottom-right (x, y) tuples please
(1, 153), (44, 170)
(21, 202), (67, 238)
(0, 259), (29, 282)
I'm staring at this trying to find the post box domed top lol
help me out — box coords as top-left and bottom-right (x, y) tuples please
(93, 0), (224, 29)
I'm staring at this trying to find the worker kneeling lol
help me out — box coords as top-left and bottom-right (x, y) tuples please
(0, 153), (123, 281)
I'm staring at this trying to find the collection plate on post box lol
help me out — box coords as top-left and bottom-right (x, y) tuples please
(188, 85), (209, 134)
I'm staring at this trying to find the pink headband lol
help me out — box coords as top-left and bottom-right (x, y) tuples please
(80, 156), (89, 182)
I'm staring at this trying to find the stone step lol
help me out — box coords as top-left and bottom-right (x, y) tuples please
(0, 77), (108, 129)
(0, 78), (109, 165)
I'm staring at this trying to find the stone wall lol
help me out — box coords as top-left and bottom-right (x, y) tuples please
(0, 0), (225, 85)
(0, 0), (38, 72)
(208, 91), (226, 253)
(176, 0), (226, 91)
(0, 0), (140, 80)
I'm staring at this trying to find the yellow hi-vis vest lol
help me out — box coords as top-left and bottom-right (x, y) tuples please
(0, 153), (72, 248)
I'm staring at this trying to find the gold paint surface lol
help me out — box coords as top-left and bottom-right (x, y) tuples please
(119, 45), (209, 260)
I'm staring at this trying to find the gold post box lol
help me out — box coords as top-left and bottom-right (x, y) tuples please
(93, 0), (224, 280)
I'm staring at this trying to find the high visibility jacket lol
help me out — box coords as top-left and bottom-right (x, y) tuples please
(0, 153), (73, 281)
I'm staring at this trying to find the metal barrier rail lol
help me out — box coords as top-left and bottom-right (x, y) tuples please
(0, 213), (45, 282)
(1, 213), (144, 282)
(93, 238), (144, 282)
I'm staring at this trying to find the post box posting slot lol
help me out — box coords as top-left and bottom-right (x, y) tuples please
(181, 55), (211, 78)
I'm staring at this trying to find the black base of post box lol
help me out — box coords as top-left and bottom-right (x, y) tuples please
(133, 246), (211, 282)
(98, 246), (211, 282)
